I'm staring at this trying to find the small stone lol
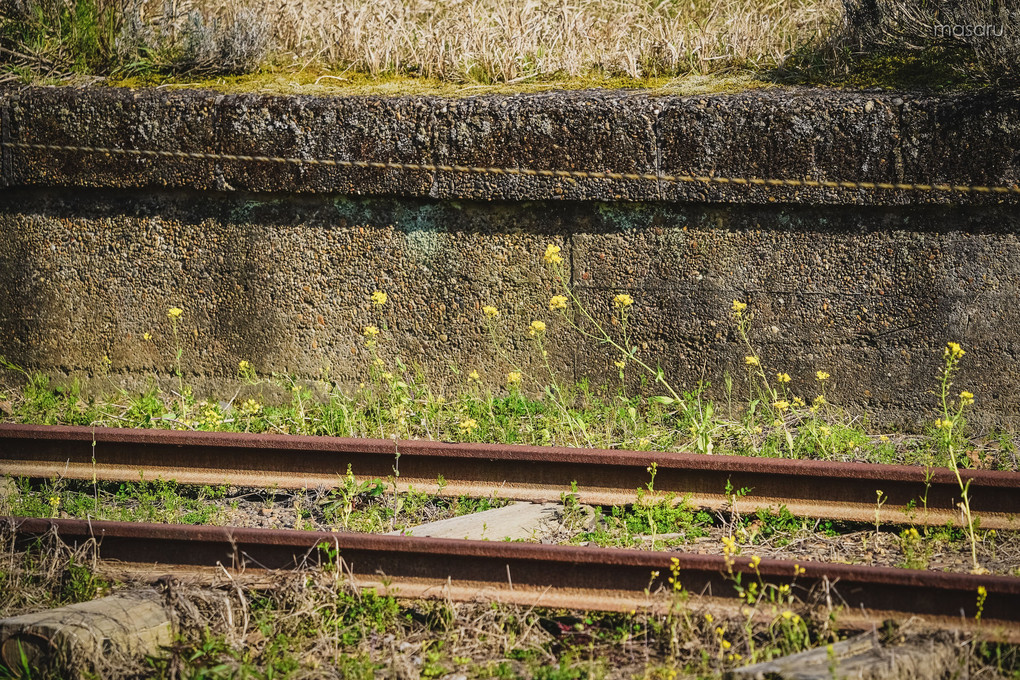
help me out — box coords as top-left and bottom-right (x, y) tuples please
(864, 100), (875, 113)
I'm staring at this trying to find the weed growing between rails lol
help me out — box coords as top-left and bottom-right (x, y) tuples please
(934, 342), (986, 573)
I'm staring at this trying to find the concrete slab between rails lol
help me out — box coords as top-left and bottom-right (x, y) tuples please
(388, 502), (562, 541)
(0, 591), (172, 677)
(1, 85), (1018, 206)
(726, 630), (959, 680)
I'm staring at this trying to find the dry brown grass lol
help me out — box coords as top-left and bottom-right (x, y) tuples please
(188, 0), (840, 82)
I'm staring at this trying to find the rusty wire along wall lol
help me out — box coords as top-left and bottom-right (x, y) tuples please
(1, 86), (1019, 425)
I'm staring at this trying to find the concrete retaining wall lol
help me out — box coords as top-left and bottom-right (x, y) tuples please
(1, 85), (1019, 424)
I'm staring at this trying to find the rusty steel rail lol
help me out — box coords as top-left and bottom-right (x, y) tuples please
(5, 516), (1020, 638)
(2, 423), (1019, 528)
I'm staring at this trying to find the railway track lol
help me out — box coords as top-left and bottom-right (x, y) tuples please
(5, 516), (1019, 641)
(2, 424), (1019, 528)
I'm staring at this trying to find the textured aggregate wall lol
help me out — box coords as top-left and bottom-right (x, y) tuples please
(3, 189), (1020, 424)
(1, 86), (1019, 423)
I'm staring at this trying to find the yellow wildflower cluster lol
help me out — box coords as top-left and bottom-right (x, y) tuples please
(731, 299), (747, 317)
(668, 556), (682, 592)
(745, 356), (759, 367)
(960, 390), (975, 406)
(238, 399), (262, 416)
(776, 372), (791, 384)
(506, 371), (522, 386)
(529, 320), (546, 336)
(613, 293), (634, 309)
(143, 332), (152, 341)
(167, 307), (183, 320)
(238, 360), (251, 372)
(945, 341), (965, 360)
(371, 291), (388, 306)
(779, 610), (802, 625)
(816, 371), (829, 381)
(773, 400), (790, 412)
(459, 418), (478, 432)
(468, 370), (481, 381)
(543, 244), (563, 265)
(483, 305), (499, 318)
(197, 401), (223, 429)
(935, 418), (953, 431)
(549, 295), (568, 311)
(749, 555), (761, 571)
(363, 325), (380, 337)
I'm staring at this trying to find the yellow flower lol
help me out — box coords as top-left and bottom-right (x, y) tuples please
(750, 555), (761, 570)
(142, 332), (152, 341)
(549, 295), (568, 311)
(794, 564), (805, 576)
(792, 396), (805, 408)
(960, 390), (975, 406)
(459, 418), (478, 432)
(167, 307), (183, 319)
(529, 320), (546, 336)
(49, 496), (60, 508)
(614, 360), (626, 369)
(373, 357), (384, 367)
(483, 305), (499, 318)
(745, 356), (760, 367)
(814, 394), (827, 406)
(773, 400), (790, 412)
(879, 435), (889, 442)
(543, 244), (563, 264)
(468, 370), (481, 381)
(782, 610), (793, 620)
(613, 294), (634, 309)
(238, 360), (251, 371)
(819, 426), (832, 437)
(731, 299), (747, 314)
(506, 372), (522, 386)
(704, 613), (714, 624)
(776, 372), (791, 384)
(363, 325), (380, 337)
(978, 585), (987, 597)
(945, 342), (965, 360)
(239, 399), (262, 416)
(816, 371), (830, 381)
(371, 291), (388, 306)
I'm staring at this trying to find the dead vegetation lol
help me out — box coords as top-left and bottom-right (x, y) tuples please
(817, 0), (1020, 84)
(2, 0), (840, 82)
(197, 0), (840, 82)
